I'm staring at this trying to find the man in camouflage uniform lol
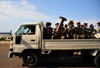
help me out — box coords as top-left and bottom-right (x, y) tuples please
(52, 23), (59, 35)
(67, 21), (75, 39)
(43, 22), (53, 39)
(82, 23), (88, 39)
(59, 24), (65, 39)
(97, 22), (100, 32)
(94, 22), (100, 39)
(52, 23), (59, 39)
(63, 24), (68, 39)
(74, 22), (83, 39)
(64, 24), (68, 30)
(89, 24), (96, 39)
(52, 24), (64, 39)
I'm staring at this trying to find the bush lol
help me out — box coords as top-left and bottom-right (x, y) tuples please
(0, 38), (6, 41)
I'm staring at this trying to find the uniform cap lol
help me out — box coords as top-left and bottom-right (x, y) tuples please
(46, 22), (51, 26)
(69, 21), (73, 24)
(90, 24), (94, 27)
(46, 22), (49, 25)
(84, 23), (88, 26)
(77, 22), (80, 25)
(55, 23), (59, 25)
(49, 23), (51, 26)
(97, 22), (100, 24)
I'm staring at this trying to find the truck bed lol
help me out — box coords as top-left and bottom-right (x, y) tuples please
(42, 39), (100, 50)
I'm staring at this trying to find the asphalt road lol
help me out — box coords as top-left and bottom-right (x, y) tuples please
(0, 44), (98, 68)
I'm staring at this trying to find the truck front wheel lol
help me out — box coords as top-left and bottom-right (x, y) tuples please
(94, 53), (100, 67)
(23, 51), (39, 67)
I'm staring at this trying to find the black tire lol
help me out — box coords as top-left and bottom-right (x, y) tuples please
(81, 51), (95, 63)
(81, 51), (91, 60)
(23, 51), (39, 67)
(94, 53), (100, 67)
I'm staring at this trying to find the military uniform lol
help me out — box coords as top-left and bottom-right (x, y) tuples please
(52, 23), (60, 39)
(46, 26), (53, 39)
(52, 27), (59, 39)
(52, 27), (57, 34)
(53, 27), (64, 39)
(82, 27), (88, 39)
(67, 26), (75, 39)
(74, 22), (83, 39)
(43, 22), (53, 39)
(97, 22), (100, 32)
(97, 26), (100, 32)
(87, 24), (96, 39)
(43, 28), (48, 39)
(67, 21), (76, 39)
(63, 27), (68, 39)
(52, 23), (59, 33)
(59, 27), (65, 39)
(74, 26), (83, 39)
(52, 23), (65, 39)
(90, 28), (96, 39)
(82, 23), (88, 39)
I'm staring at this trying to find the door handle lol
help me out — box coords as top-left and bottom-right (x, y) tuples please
(31, 40), (35, 41)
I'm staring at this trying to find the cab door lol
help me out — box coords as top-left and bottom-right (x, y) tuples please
(20, 25), (37, 47)
(12, 25), (38, 53)
(15, 25), (37, 47)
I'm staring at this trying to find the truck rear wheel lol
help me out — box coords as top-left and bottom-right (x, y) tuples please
(94, 53), (100, 67)
(23, 51), (39, 67)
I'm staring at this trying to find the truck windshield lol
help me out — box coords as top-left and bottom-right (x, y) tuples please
(16, 25), (35, 35)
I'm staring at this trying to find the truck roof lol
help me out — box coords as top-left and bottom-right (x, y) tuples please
(21, 21), (44, 26)
(22, 23), (37, 25)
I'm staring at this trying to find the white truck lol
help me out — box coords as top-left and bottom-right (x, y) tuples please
(8, 21), (100, 67)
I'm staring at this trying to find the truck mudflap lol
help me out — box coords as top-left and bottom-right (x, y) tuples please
(8, 52), (13, 58)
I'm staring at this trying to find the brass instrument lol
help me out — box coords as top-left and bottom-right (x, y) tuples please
(51, 16), (67, 39)
(87, 28), (91, 33)
(57, 16), (67, 31)
(68, 20), (75, 35)
(68, 20), (75, 27)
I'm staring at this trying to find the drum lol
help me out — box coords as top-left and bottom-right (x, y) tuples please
(94, 32), (100, 39)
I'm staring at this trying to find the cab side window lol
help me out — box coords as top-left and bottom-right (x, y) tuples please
(24, 25), (35, 35)
(16, 25), (35, 35)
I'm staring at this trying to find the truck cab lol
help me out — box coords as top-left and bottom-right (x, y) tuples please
(9, 21), (44, 52)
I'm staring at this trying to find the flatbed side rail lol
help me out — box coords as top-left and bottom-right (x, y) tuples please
(42, 39), (100, 50)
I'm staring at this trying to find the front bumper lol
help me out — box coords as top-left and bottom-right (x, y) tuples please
(8, 52), (13, 58)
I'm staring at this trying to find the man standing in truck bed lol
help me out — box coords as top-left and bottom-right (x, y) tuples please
(43, 22), (53, 39)
(52, 24), (64, 39)
(52, 23), (59, 39)
(52, 23), (59, 35)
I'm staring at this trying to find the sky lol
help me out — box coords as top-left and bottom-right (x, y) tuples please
(0, 0), (100, 33)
